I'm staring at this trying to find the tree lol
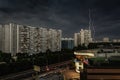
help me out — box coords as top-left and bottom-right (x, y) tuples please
(0, 51), (11, 63)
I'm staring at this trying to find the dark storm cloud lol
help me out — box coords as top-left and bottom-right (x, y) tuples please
(0, 0), (120, 39)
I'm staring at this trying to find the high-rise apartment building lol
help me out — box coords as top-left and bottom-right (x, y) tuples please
(0, 23), (62, 56)
(0, 23), (19, 56)
(74, 29), (92, 47)
(74, 33), (80, 47)
(48, 29), (62, 52)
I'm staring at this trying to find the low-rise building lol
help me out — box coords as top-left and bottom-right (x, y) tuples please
(103, 37), (109, 42)
(62, 38), (74, 49)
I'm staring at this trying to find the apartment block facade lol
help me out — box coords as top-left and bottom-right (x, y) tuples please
(0, 23), (62, 56)
(74, 29), (92, 47)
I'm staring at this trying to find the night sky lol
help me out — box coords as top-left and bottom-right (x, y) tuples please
(0, 0), (120, 40)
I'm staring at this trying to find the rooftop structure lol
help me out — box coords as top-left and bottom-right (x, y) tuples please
(74, 50), (95, 73)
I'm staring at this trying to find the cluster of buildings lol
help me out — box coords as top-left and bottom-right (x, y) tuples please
(74, 29), (93, 47)
(0, 22), (119, 56)
(0, 22), (93, 55)
(64, 29), (120, 49)
(0, 23), (62, 56)
(94, 37), (120, 43)
(102, 37), (120, 42)
(61, 29), (93, 49)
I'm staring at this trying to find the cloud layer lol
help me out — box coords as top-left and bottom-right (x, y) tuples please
(0, 0), (120, 40)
